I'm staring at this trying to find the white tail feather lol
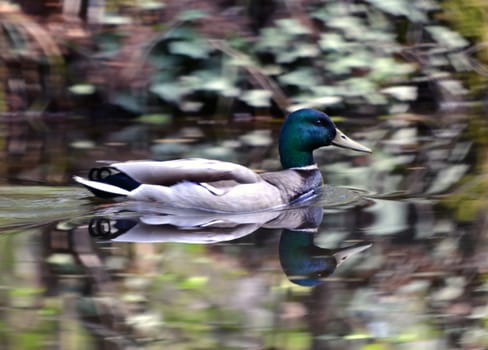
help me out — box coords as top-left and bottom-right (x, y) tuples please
(73, 176), (130, 196)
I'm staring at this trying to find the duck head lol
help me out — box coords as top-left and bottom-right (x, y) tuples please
(279, 109), (372, 169)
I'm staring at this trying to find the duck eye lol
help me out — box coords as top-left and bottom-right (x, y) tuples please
(315, 119), (324, 125)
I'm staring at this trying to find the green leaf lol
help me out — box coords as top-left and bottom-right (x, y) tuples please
(255, 27), (289, 51)
(328, 16), (364, 33)
(369, 57), (416, 81)
(326, 52), (372, 75)
(228, 55), (254, 67)
(310, 8), (332, 23)
(365, 92), (388, 105)
(147, 54), (180, 70)
(240, 89), (272, 107)
(277, 43), (320, 63)
(3, 23), (27, 51)
(261, 64), (283, 75)
(177, 9), (209, 22)
(70, 140), (96, 149)
(113, 92), (144, 113)
(95, 31), (123, 54)
(278, 68), (320, 87)
(151, 82), (191, 103)
(169, 40), (212, 59)
(339, 78), (376, 96)
(290, 96), (342, 111)
(427, 26), (469, 49)
(276, 18), (312, 36)
(319, 33), (356, 52)
(69, 84), (96, 95)
(187, 70), (240, 97)
(438, 79), (468, 95)
(165, 26), (197, 40)
(364, 0), (427, 22)
(381, 86), (418, 101)
(101, 14), (132, 25)
(200, 78), (240, 97)
(180, 101), (203, 112)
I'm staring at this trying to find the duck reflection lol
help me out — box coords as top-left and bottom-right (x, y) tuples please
(87, 204), (372, 285)
(280, 230), (371, 286)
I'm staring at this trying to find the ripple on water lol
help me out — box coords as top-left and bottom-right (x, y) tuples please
(0, 186), (90, 232)
(315, 184), (364, 208)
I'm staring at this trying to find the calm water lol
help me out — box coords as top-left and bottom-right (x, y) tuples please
(0, 113), (486, 349)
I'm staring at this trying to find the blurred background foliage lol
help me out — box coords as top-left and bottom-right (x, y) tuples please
(1, 0), (488, 117)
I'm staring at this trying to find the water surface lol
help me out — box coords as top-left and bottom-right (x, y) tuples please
(0, 113), (486, 349)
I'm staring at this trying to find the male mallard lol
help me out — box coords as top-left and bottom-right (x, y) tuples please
(74, 109), (371, 212)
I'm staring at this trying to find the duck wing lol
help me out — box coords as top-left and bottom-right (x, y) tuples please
(111, 159), (262, 185)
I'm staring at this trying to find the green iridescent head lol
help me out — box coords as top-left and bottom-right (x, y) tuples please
(279, 109), (371, 169)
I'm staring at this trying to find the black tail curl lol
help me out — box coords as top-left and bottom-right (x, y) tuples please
(87, 167), (140, 198)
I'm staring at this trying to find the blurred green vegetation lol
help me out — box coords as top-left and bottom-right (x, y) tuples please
(440, 113), (488, 222)
(0, 0), (486, 116)
(442, 0), (488, 97)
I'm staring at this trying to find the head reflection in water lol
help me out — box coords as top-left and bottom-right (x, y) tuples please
(86, 205), (372, 287)
(279, 231), (372, 286)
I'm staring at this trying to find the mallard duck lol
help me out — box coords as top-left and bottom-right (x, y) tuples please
(74, 108), (371, 212)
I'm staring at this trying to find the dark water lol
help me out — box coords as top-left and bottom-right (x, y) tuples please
(0, 113), (486, 349)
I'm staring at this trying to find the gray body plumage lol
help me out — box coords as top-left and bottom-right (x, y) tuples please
(75, 159), (323, 212)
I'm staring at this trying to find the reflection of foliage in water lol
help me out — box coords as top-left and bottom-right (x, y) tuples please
(440, 113), (488, 222)
(0, 186), (88, 231)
